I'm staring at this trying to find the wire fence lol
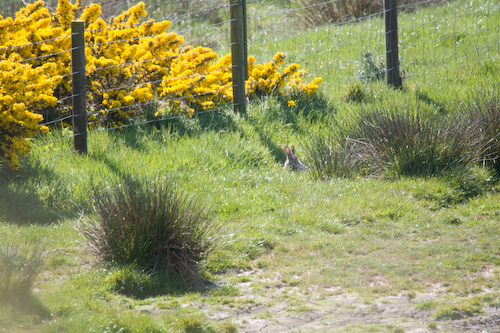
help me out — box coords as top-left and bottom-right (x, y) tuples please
(1, 0), (500, 160)
(248, 0), (500, 88)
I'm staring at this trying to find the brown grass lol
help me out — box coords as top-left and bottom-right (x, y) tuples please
(289, 0), (449, 28)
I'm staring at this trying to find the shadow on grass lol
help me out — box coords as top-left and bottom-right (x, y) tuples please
(0, 162), (65, 225)
(90, 150), (132, 183)
(103, 107), (240, 155)
(258, 132), (286, 165)
(0, 292), (52, 325)
(105, 265), (216, 299)
(247, 93), (334, 165)
(415, 89), (447, 114)
(94, 96), (332, 168)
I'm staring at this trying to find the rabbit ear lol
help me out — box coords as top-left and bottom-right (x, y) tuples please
(291, 145), (295, 154)
(284, 145), (290, 155)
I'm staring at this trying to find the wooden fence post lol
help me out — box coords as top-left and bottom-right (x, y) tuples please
(71, 20), (87, 154)
(229, 0), (248, 115)
(384, 0), (402, 89)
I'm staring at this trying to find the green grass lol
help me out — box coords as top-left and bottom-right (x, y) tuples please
(249, 0), (500, 100)
(1, 1), (500, 332)
(4, 102), (500, 331)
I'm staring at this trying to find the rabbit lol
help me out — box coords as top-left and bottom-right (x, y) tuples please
(283, 145), (307, 171)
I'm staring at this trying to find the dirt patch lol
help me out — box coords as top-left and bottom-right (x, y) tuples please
(197, 272), (500, 332)
(446, 312), (500, 333)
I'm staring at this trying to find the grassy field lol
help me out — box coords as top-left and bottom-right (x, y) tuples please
(2, 1), (500, 332)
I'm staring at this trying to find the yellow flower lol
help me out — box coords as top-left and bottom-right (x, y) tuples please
(111, 100), (122, 109)
(122, 95), (135, 106)
(0, 0), (324, 160)
(56, 0), (76, 29)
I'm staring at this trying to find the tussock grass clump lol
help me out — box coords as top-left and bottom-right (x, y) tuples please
(342, 106), (487, 177)
(306, 95), (500, 179)
(303, 128), (359, 179)
(463, 92), (500, 174)
(80, 177), (217, 283)
(0, 240), (46, 300)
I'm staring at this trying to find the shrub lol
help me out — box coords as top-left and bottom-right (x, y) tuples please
(0, 0), (322, 130)
(0, 61), (61, 169)
(79, 177), (217, 283)
(0, 239), (46, 300)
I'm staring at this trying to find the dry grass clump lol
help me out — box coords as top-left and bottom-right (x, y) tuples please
(289, 0), (448, 28)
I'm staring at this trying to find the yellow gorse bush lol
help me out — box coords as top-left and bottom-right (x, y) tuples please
(0, 0), (322, 167)
(0, 61), (61, 169)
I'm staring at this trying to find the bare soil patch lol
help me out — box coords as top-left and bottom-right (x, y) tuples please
(196, 271), (500, 332)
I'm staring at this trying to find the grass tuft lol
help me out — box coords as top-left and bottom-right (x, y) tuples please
(434, 297), (483, 320)
(345, 81), (368, 102)
(79, 176), (217, 284)
(341, 105), (484, 177)
(305, 94), (500, 179)
(356, 50), (386, 82)
(303, 127), (359, 179)
(461, 91), (500, 175)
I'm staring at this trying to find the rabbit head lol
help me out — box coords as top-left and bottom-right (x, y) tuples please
(283, 145), (306, 171)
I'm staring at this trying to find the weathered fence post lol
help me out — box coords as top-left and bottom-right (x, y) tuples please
(71, 20), (87, 154)
(384, 0), (402, 89)
(229, 0), (248, 115)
